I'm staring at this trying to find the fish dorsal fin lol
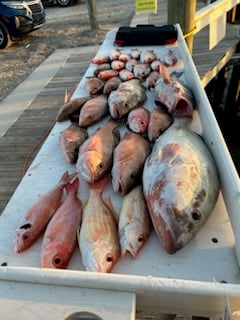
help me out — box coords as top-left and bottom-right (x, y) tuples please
(159, 143), (181, 165)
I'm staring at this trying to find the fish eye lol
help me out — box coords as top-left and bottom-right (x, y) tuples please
(124, 103), (129, 109)
(54, 258), (61, 265)
(138, 234), (144, 242)
(98, 162), (105, 169)
(106, 254), (113, 263)
(191, 210), (201, 223)
(130, 172), (137, 179)
(19, 223), (32, 230)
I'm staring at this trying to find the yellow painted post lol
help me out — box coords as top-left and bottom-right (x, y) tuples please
(168, 0), (196, 54)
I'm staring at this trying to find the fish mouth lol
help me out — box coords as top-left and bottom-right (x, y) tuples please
(77, 155), (95, 183)
(150, 205), (182, 254)
(120, 242), (138, 259)
(174, 98), (193, 117)
(112, 175), (127, 195)
(110, 105), (120, 119)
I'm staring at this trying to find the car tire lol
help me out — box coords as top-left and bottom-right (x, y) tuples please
(0, 21), (11, 49)
(56, 0), (72, 6)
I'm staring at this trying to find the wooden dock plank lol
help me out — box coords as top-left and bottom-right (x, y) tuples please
(0, 47), (97, 214)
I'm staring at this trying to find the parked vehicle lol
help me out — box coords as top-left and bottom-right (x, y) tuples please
(42, 0), (73, 7)
(0, 0), (46, 49)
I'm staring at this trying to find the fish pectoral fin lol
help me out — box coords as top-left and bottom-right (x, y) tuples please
(159, 143), (181, 165)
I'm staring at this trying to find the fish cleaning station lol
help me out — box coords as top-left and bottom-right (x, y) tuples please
(0, 0), (240, 319)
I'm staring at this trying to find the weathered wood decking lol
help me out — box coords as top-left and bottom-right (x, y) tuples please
(0, 46), (98, 213)
(0, 0), (239, 215)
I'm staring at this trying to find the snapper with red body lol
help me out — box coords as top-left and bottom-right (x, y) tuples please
(41, 177), (82, 269)
(60, 123), (88, 164)
(111, 131), (151, 195)
(127, 107), (150, 134)
(76, 120), (120, 183)
(118, 185), (152, 258)
(148, 104), (173, 142)
(155, 64), (194, 117)
(78, 177), (120, 273)
(79, 94), (109, 128)
(14, 171), (76, 253)
(143, 120), (220, 254)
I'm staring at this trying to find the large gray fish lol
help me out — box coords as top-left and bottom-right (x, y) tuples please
(118, 185), (152, 258)
(60, 123), (88, 164)
(76, 121), (120, 183)
(155, 65), (194, 117)
(108, 79), (146, 119)
(143, 119), (220, 254)
(111, 131), (151, 195)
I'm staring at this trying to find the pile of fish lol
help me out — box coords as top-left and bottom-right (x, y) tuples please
(14, 171), (82, 269)
(13, 46), (220, 273)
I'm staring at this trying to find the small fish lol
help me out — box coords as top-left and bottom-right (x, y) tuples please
(93, 63), (111, 77)
(127, 107), (150, 134)
(78, 177), (120, 273)
(76, 121), (120, 183)
(103, 76), (122, 95)
(118, 185), (151, 258)
(131, 48), (141, 60)
(164, 49), (178, 66)
(111, 60), (125, 71)
(145, 71), (161, 89)
(143, 119), (220, 254)
(119, 52), (131, 62)
(148, 104), (173, 142)
(60, 123), (88, 164)
(125, 58), (139, 72)
(86, 77), (105, 95)
(140, 49), (157, 64)
(41, 177), (82, 269)
(119, 69), (135, 81)
(98, 69), (119, 80)
(92, 55), (110, 64)
(108, 79), (146, 119)
(111, 131), (151, 195)
(110, 48), (122, 60)
(155, 64), (194, 117)
(133, 63), (151, 80)
(151, 59), (162, 71)
(56, 96), (91, 122)
(79, 95), (109, 128)
(14, 171), (76, 253)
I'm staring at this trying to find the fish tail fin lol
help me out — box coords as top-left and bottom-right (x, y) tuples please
(58, 171), (77, 188)
(65, 177), (79, 194)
